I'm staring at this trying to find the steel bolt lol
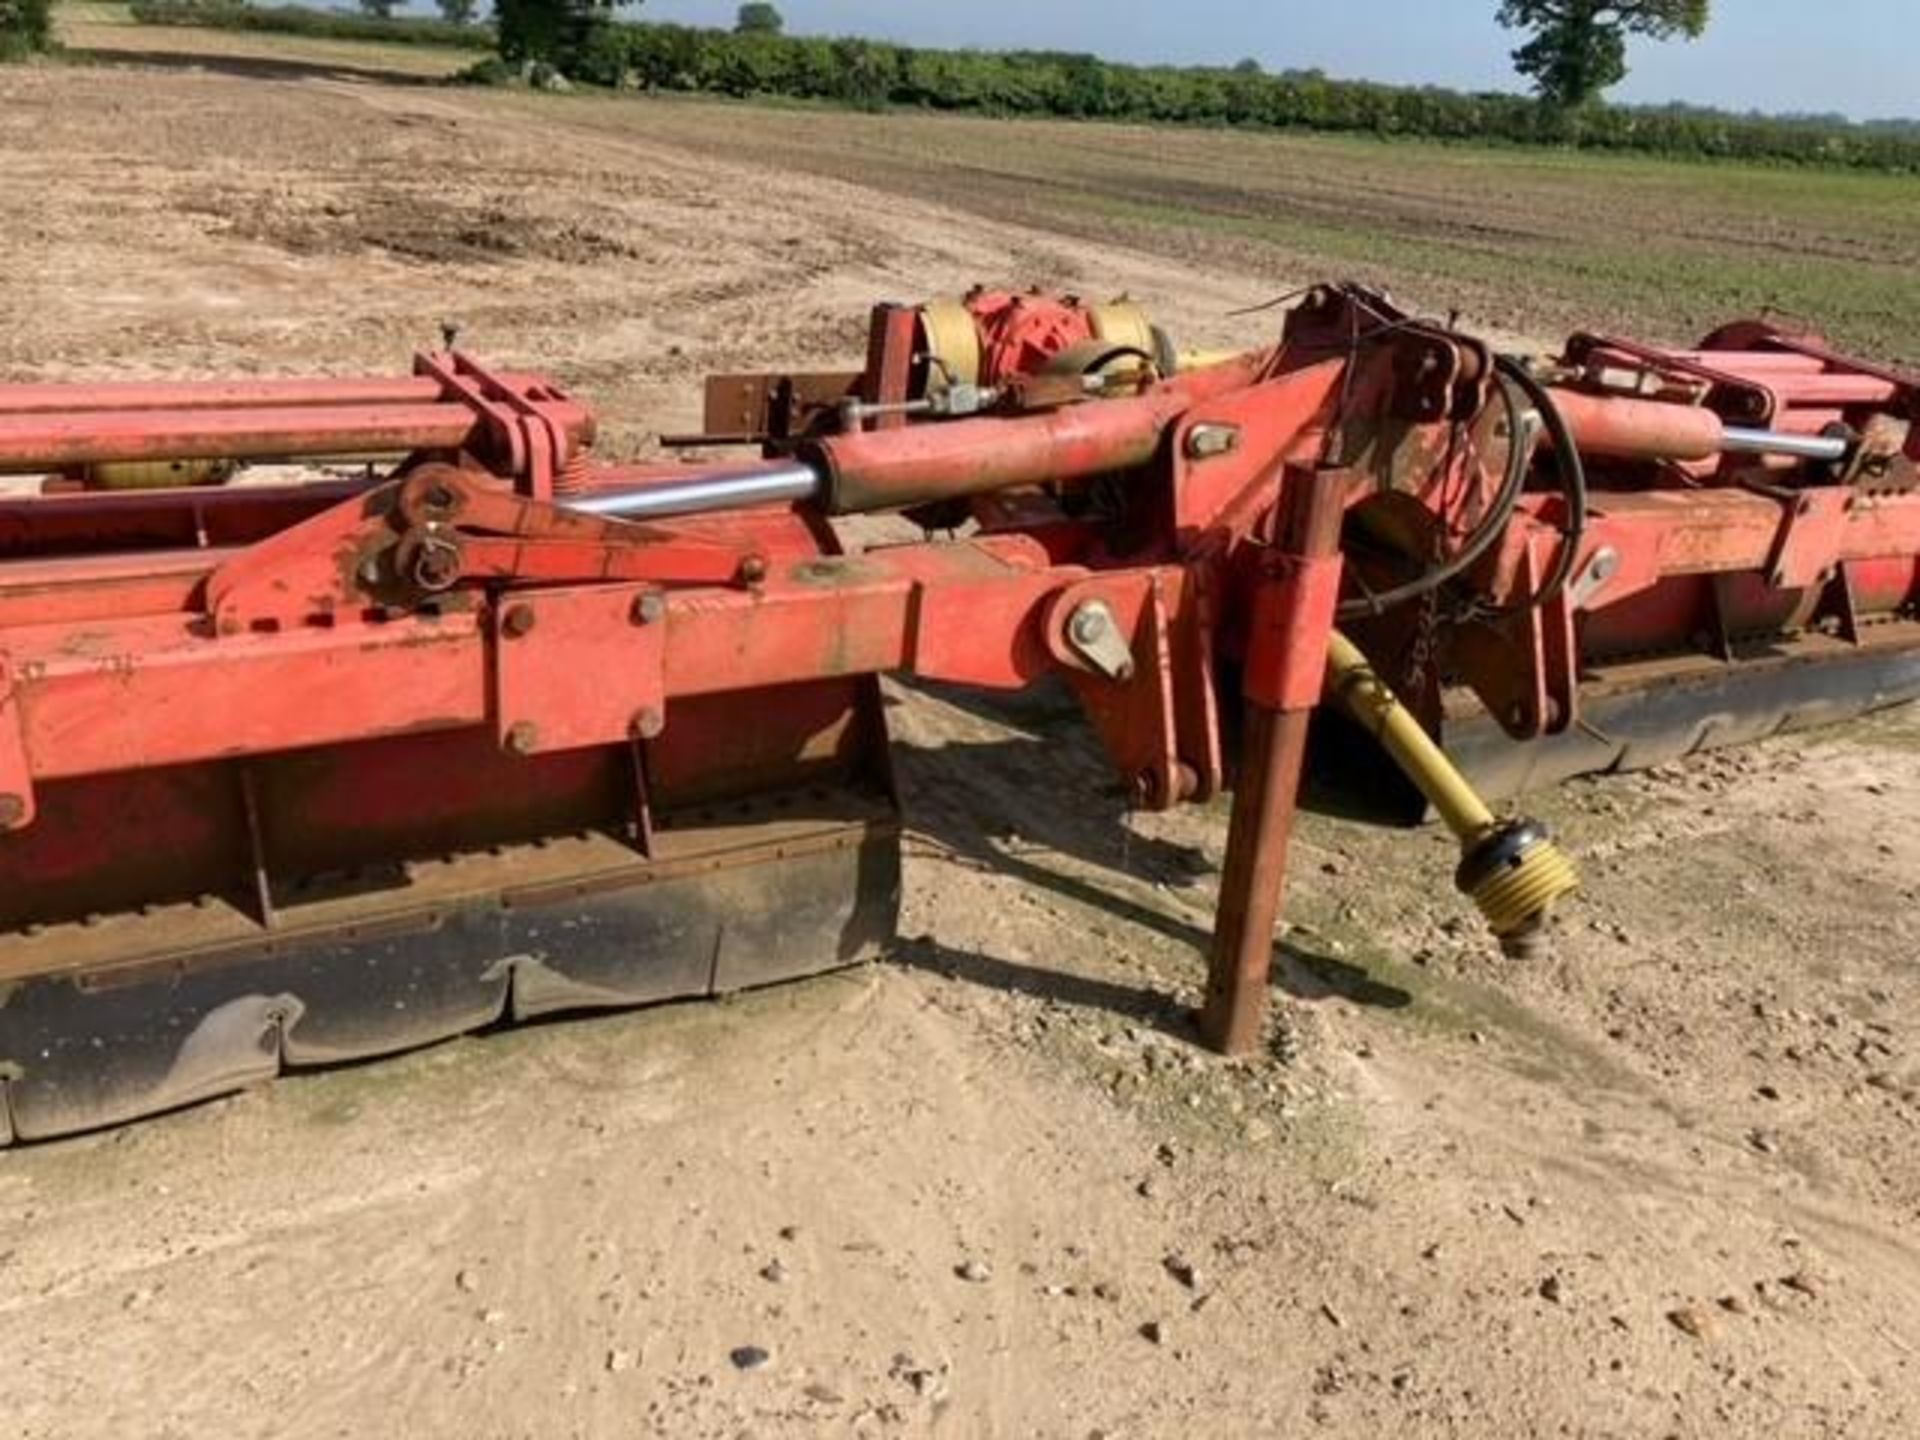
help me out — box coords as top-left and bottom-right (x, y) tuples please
(0, 794), (26, 829)
(501, 603), (537, 639)
(631, 707), (666, 741)
(356, 555), (384, 589)
(739, 555), (769, 585)
(631, 592), (665, 627)
(504, 722), (539, 756)
(1184, 423), (1242, 460)
(1069, 605), (1109, 646)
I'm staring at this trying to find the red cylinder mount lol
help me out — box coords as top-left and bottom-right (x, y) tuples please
(811, 351), (1271, 513)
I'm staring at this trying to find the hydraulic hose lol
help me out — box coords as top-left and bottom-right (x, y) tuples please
(1334, 356), (1591, 621)
(1488, 355), (1589, 614)
(1336, 371), (1531, 620)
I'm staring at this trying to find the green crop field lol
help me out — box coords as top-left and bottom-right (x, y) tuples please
(581, 100), (1920, 365)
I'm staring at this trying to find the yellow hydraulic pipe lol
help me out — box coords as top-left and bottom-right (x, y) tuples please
(1323, 631), (1579, 945)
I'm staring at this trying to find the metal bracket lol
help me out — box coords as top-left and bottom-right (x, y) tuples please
(206, 464), (765, 631)
(492, 584), (668, 757)
(1763, 487), (1852, 591)
(0, 657), (34, 833)
(1449, 532), (1579, 739)
(414, 351), (582, 500)
(390, 465), (765, 593)
(1063, 599), (1136, 680)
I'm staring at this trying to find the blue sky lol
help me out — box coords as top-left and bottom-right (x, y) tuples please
(630, 1), (1911, 121)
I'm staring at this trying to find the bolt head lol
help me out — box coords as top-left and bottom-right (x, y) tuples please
(631, 707), (665, 741)
(1069, 605), (1108, 645)
(739, 556), (769, 585)
(631, 592), (665, 626)
(0, 793), (26, 829)
(501, 603), (536, 639)
(1184, 423), (1241, 461)
(504, 722), (539, 757)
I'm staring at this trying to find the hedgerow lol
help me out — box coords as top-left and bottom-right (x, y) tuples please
(582, 26), (1920, 172)
(123, 5), (1920, 173)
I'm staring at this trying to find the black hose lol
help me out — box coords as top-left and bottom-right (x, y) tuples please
(1482, 355), (1588, 615)
(1335, 370), (1531, 620)
(1332, 356), (1590, 621)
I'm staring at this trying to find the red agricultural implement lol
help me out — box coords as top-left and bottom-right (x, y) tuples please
(2, 284), (1916, 1142)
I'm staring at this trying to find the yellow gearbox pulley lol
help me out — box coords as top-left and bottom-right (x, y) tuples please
(917, 296), (982, 397)
(1323, 631), (1580, 953)
(1088, 298), (1157, 355)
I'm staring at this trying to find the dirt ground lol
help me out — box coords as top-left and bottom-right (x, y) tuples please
(2, 33), (1918, 1440)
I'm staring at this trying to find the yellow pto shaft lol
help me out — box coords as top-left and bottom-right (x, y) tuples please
(1323, 631), (1580, 950)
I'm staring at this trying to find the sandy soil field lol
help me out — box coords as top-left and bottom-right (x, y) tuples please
(1, 29), (1918, 1440)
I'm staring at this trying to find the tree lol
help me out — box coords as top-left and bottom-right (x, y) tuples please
(358, 0), (399, 18)
(437, 0), (480, 24)
(736, 3), (783, 35)
(1496, 0), (1709, 109)
(497, 0), (636, 71)
(1232, 57), (1263, 75)
(0, 0), (53, 60)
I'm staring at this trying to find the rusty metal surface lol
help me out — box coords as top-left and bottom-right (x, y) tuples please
(691, 369), (864, 446)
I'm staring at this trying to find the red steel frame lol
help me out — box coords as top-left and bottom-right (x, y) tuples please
(2, 286), (1918, 1055)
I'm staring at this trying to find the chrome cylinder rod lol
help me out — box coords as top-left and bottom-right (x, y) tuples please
(564, 461), (823, 521)
(1720, 427), (1851, 462)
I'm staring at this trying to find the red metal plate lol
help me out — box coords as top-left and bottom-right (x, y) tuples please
(492, 584), (667, 755)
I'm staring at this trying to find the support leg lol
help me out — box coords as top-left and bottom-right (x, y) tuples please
(1199, 468), (1350, 1054)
